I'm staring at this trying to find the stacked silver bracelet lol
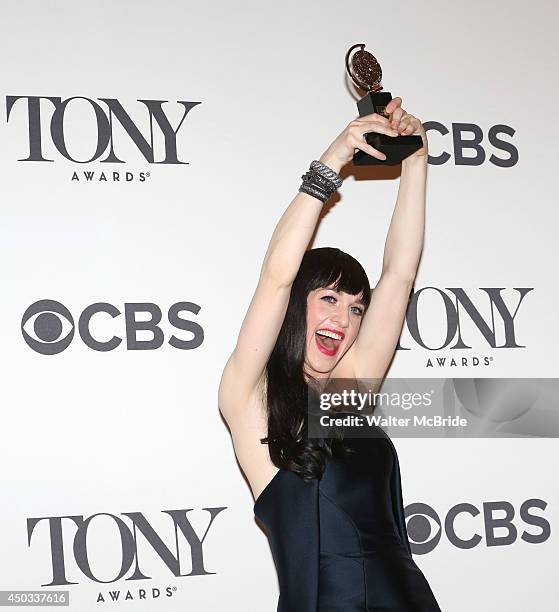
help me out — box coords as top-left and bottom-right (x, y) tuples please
(299, 160), (343, 203)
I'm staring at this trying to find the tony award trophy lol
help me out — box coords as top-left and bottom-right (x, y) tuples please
(345, 43), (423, 165)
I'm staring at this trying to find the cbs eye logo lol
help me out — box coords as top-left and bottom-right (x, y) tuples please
(405, 499), (550, 554)
(21, 299), (204, 355)
(406, 503), (443, 554)
(21, 300), (75, 355)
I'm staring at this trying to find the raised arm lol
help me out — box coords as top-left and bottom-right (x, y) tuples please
(218, 112), (400, 422)
(217, 190), (323, 423)
(348, 101), (429, 381)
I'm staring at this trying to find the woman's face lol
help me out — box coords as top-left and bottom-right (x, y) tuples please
(303, 284), (365, 379)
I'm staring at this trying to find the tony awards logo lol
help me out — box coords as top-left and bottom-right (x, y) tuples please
(345, 43), (422, 165)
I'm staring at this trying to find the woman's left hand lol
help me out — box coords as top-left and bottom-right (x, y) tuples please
(384, 97), (428, 158)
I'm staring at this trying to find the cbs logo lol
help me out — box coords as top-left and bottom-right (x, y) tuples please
(406, 499), (550, 554)
(21, 299), (204, 355)
(424, 122), (518, 167)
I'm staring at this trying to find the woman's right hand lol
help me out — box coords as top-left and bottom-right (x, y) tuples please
(318, 112), (399, 172)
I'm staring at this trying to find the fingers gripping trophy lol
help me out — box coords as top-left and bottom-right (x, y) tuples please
(345, 43), (424, 165)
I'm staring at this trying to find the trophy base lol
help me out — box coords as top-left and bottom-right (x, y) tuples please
(353, 90), (423, 166)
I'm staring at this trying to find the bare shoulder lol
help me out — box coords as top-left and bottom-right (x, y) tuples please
(222, 373), (280, 504)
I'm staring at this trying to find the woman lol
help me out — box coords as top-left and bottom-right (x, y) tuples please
(218, 97), (442, 611)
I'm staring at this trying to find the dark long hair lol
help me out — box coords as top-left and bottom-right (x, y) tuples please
(261, 247), (372, 482)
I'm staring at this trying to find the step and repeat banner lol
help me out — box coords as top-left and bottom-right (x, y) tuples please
(1, 1), (557, 610)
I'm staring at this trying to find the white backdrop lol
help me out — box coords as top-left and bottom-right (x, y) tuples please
(1, 1), (557, 610)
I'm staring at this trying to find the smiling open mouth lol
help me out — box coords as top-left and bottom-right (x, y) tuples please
(315, 329), (344, 356)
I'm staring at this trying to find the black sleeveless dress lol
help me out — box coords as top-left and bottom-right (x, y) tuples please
(253, 422), (443, 611)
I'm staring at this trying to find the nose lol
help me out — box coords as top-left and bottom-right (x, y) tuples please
(332, 305), (349, 329)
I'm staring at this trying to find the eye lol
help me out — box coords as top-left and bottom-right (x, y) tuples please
(321, 295), (364, 316)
